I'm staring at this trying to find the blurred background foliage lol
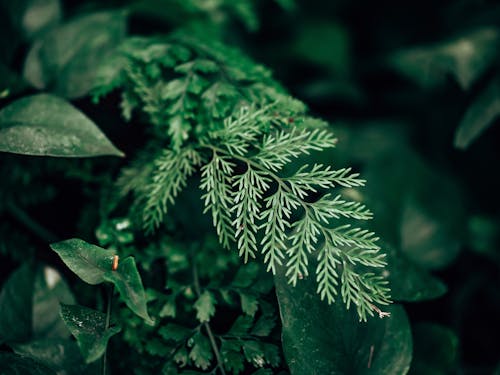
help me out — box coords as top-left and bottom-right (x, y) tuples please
(0, 0), (499, 374)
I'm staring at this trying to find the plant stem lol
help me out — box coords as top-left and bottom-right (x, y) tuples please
(191, 258), (227, 375)
(102, 284), (114, 375)
(6, 201), (58, 243)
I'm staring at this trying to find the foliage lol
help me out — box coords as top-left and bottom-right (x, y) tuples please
(1, 0), (500, 374)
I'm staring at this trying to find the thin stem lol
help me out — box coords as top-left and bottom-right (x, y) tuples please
(191, 258), (227, 375)
(102, 284), (114, 375)
(6, 201), (58, 243)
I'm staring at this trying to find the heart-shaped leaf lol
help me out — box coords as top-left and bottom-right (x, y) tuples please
(51, 238), (115, 285)
(60, 304), (121, 364)
(275, 267), (412, 375)
(0, 94), (124, 157)
(23, 10), (127, 98)
(103, 257), (154, 324)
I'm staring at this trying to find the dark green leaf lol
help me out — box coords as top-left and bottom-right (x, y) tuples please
(103, 257), (154, 324)
(0, 94), (124, 157)
(159, 294), (177, 318)
(229, 315), (253, 336)
(275, 267), (412, 375)
(0, 264), (34, 343)
(23, 10), (127, 98)
(60, 304), (121, 364)
(455, 76), (500, 149)
(251, 315), (276, 337)
(242, 340), (265, 368)
(0, 352), (56, 375)
(12, 338), (96, 375)
(0, 265), (74, 344)
(221, 340), (245, 374)
(384, 244), (447, 302)
(51, 238), (115, 285)
(158, 323), (192, 342)
(193, 290), (216, 323)
(409, 323), (459, 375)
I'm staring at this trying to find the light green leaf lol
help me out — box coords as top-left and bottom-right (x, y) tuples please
(51, 238), (115, 285)
(275, 266), (412, 375)
(0, 352), (56, 375)
(103, 257), (154, 324)
(188, 332), (213, 370)
(410, 323), (459, 375)
(12, 338), (96, 375)
(60, 304), (121, 364)
(389, 28), (499, 89)
(193, 290), (216, 323)
(240, 292), (259, 317)
(455, 77), (500, 149)
(23, 10), (127, 98)
(0, 265), (75, 344)
(0, 94), (124, 157)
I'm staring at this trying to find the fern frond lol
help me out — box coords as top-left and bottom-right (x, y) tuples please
(200, 151), (236, 249)
(232, 165), (271, 262)
(143, 147), (202, 233)
(255, 128), (338, 172)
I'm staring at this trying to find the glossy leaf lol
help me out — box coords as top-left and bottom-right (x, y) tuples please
(275, 266), (412, 375)
(455, 76), (500, 149)
(60, 304), (121, 364)
(103, 257), (154, 324)
(0, 352), (56, 375)
(51, 238), (116, 285)
(23, 10), (127, 98)
(0, 94), (124, 157)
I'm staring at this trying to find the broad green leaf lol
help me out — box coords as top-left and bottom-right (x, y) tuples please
(193, 290), (216, 323)
(12, 338), (97, 375)
(275, 267), (412, 375)
(60, 304), (121, 364)
(51, 238), (115, 285)
(103, 257), (154, 324)
(0, 265), (75, 343)
(389, 28), (499, 89)
(23, 10), (127, 98)
(454, 76), (500, 149)
(409, 323), (459, 375)
(0, 94), (124, 157)
(0, 352), (56, 375)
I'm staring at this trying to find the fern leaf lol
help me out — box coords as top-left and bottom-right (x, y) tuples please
(143, 147), (202, 233)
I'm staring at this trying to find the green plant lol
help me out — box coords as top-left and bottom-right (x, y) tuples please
(1, 0), (500, 374)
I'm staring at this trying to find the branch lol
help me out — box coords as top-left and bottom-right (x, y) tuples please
(6, 201), (58, 243)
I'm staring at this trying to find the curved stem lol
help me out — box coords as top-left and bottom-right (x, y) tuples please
(6, 201), (58, 243)
(102, 284), (114, 375)
(191, 258), (227, 375)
